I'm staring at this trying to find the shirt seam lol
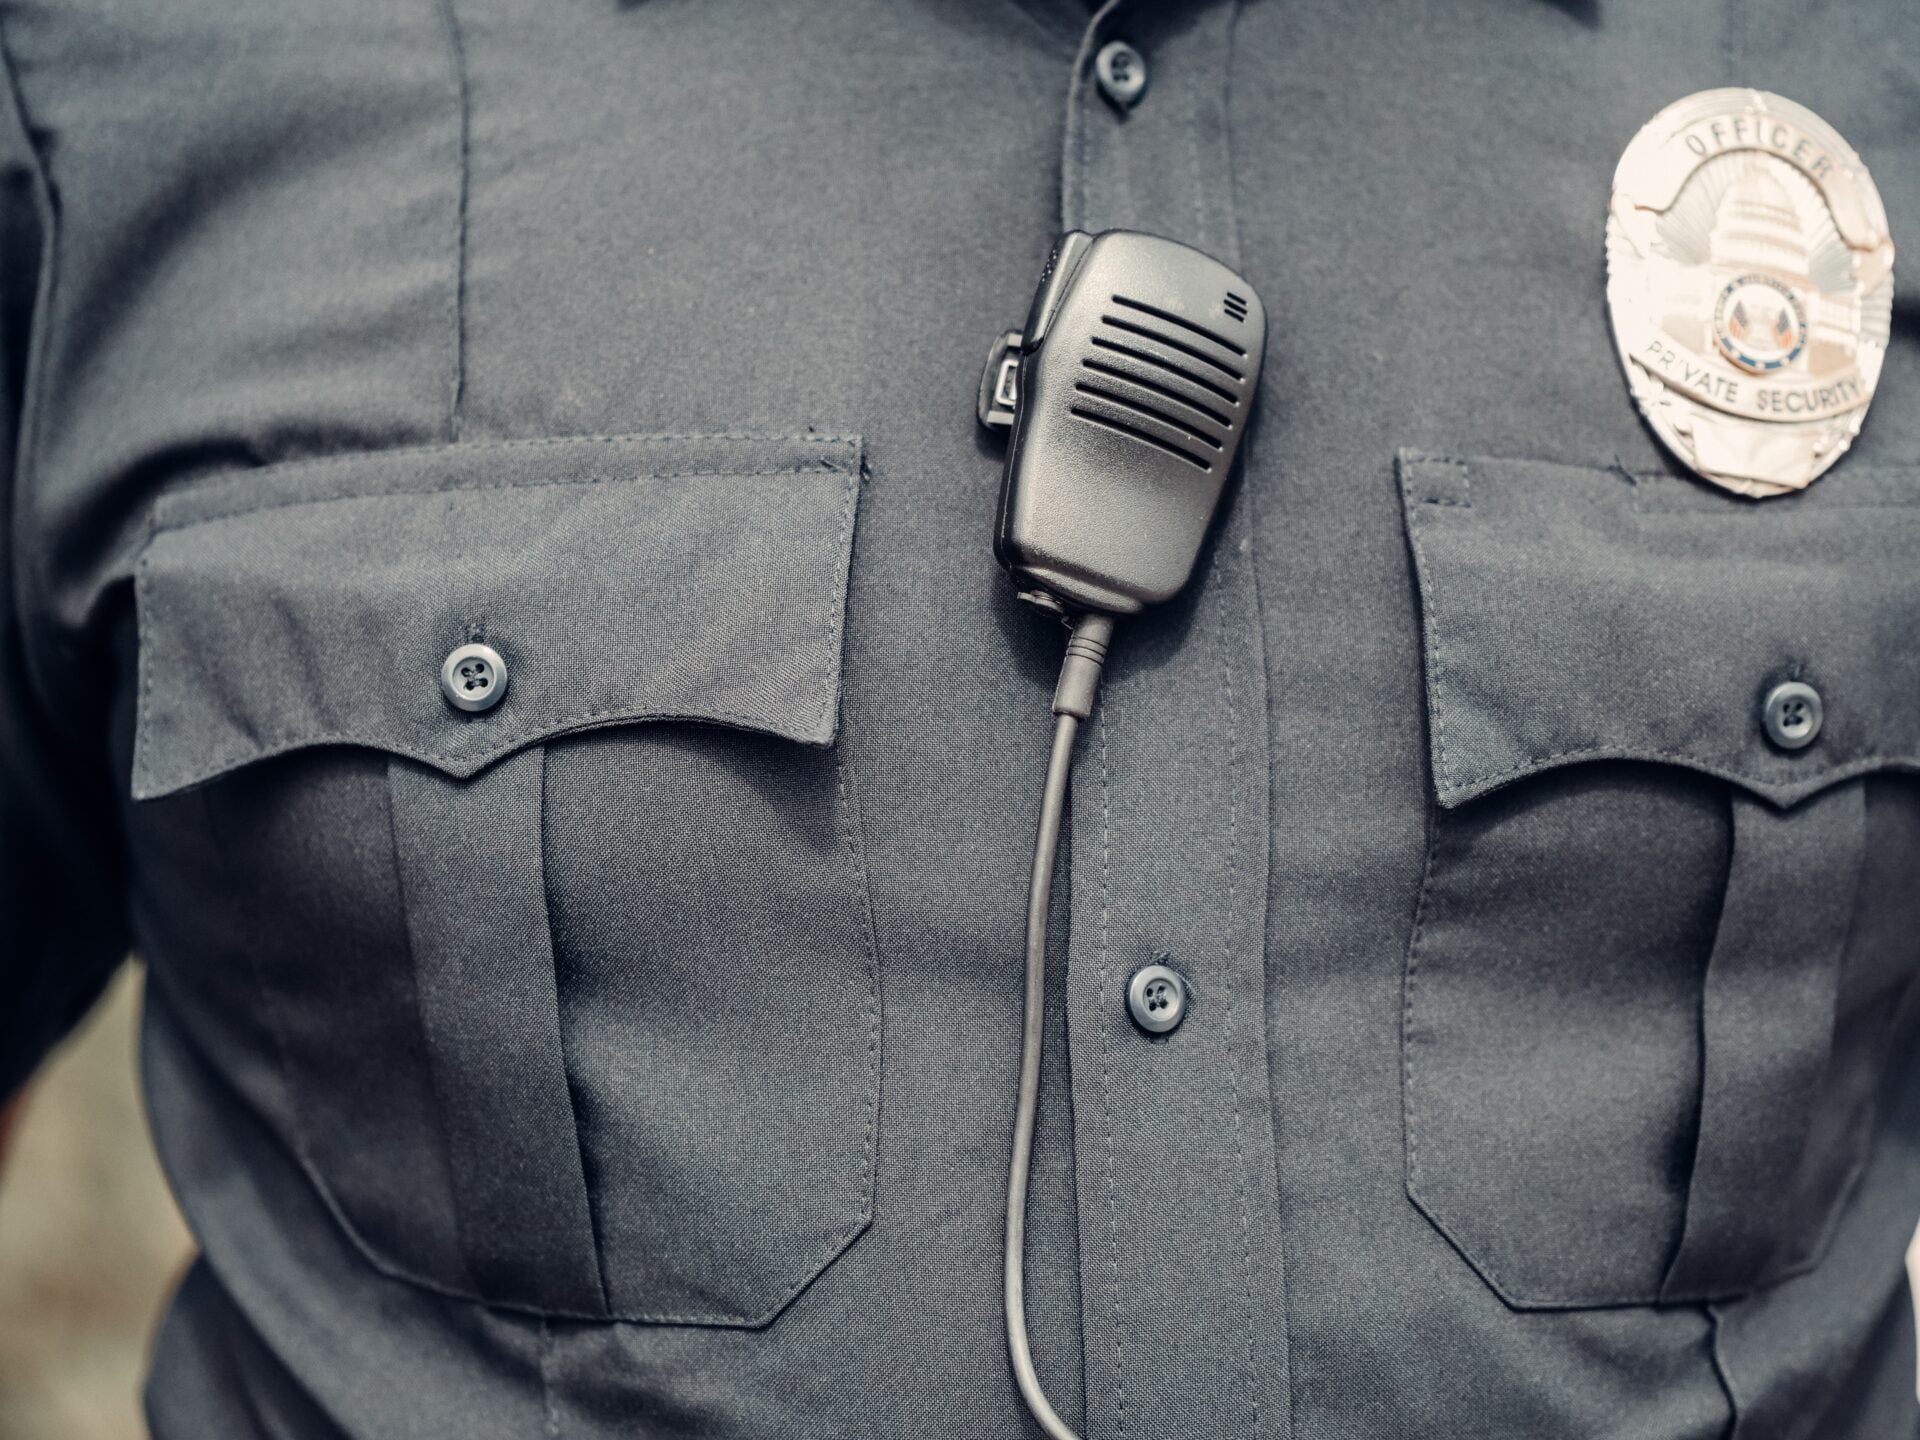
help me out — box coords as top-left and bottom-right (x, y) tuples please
(1097, 708), (1125, 1438)
(181, 465), (842, 539)
(434, 0), (471, 441)
(1213, 551), (1261, 1437)
(150, 438), (859, 532)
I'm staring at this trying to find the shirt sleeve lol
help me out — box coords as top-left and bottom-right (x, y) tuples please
(0, 47), (129, 1102)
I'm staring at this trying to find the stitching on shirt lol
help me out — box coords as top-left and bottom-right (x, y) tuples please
(835, 738), (883, 1269)
(325, 1215), (877, 1326)
(146, 431), (855, 520)
(1404, 452), (1920, 517)
(1399, 805), (1568, 1308)
(1074, 43), (1090, 235)
(830, 488), (881, 1272)
(1399, 469), (1459, 797)
(141, 705), (828, 799)
(1217, 0), (1247, 275)
(1405, 458), (1629, 1301)
(1397, 806), (1589, 1313)
(813, 463), (862, 740)
(195, 429), (852, 467)
(1218, 12), (1284, 1426)
(1399, 460), (1920, 801)
(1397, 752), (1547, 1306)
(133, 465), (859, 796)
(1212, 552), (1261, 1437)
(1065, 2), (1125, 234)
(435, 0), (471, 441)
(1188, 71), (1211, 263)
(1418, 487), (1920, 518)
(1097, 709), (1125, 1438)
(1438, 745), (1920, 805)
(1242, 295), (1299, 1440)
(152, 461), (854, 533)
(1063, 16), (1088, 233)
(1635, 496), (1920, 514)
(1407, 456), (1474, 511)
(1400, 799), (1440, 1266)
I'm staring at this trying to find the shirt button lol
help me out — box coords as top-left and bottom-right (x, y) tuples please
(1126, 962), (1187, 1035)
(441, 642), (508, 713)
(1761, 680), (1822, 751)
(1095, 40), (1148, 109)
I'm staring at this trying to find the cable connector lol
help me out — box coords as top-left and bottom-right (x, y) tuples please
(1051, 611), (1115, 720)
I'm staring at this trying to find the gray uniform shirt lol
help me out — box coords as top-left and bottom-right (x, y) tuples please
(2, 1), (1917, 1436)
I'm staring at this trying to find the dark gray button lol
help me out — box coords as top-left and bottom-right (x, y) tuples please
(441, 641), (508, 713)
(1095, 40), (1147, 109)
(1126, 963), (1186, 1035)
(1761, 680), (1822, 751)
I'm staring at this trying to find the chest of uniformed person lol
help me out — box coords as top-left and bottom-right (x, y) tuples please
(50, 0), (1917, 1433)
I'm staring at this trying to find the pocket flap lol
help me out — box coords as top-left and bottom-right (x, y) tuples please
(1399, 450), (1920, 809)
(134, 433), (861, 799)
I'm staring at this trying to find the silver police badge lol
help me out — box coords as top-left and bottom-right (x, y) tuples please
(1606, 89), (1895, 497)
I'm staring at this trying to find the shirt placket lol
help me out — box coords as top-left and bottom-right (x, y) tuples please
(1057, 5), (1292, 1437)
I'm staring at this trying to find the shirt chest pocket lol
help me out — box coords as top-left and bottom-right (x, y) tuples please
(130, 432), (878, 1325)
(1397, 452), (1920, 1310)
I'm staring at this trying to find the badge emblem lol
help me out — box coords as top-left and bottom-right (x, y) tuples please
(1606, 90), (1895, 497)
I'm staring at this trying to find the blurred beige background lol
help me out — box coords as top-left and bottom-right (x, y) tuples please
(0, 964), (1915, 1438)
(0, 965), (193, 1440)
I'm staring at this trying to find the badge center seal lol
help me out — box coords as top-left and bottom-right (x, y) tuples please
(1606, 89), (1894, 497)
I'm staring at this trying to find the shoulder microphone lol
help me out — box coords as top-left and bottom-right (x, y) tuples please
(988, 231), (1267, 1440)
(995, 229), (1267, 617)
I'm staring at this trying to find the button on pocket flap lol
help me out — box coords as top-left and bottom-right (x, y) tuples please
(133, 433), (861, 800)
(1399, 451), (1920, 809)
